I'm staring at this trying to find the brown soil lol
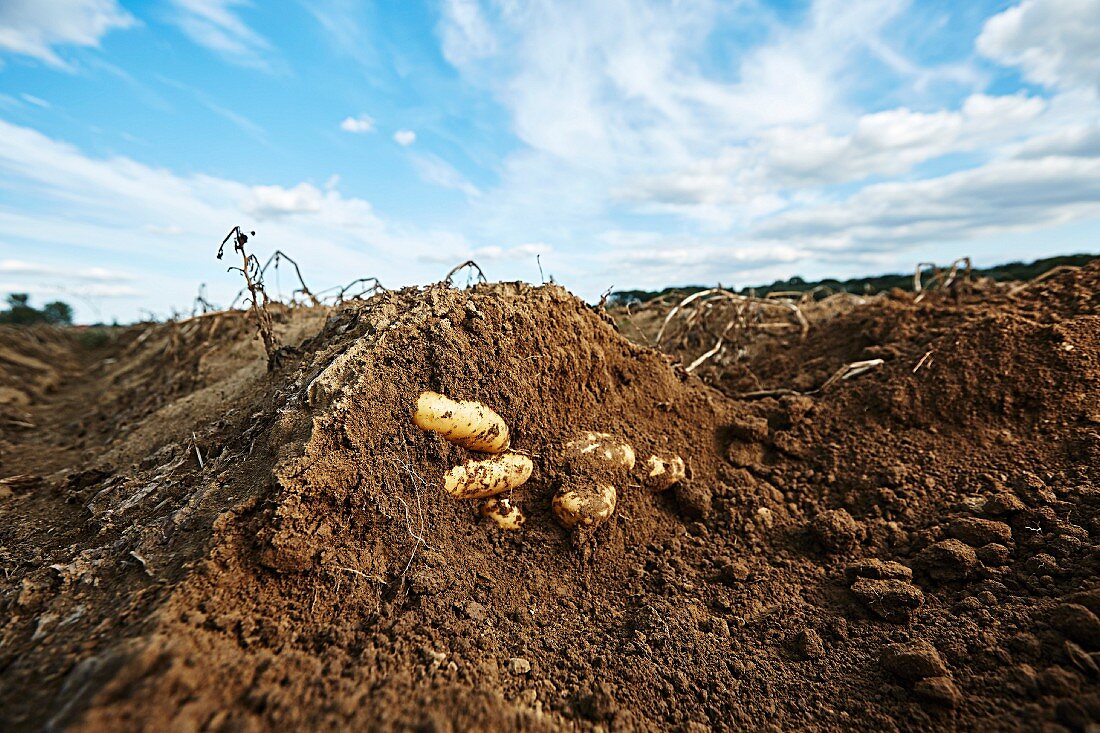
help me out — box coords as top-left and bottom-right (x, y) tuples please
(1, 267), (1098, 731)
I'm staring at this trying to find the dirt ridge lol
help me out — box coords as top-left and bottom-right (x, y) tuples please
(0, 267), (1098, 731)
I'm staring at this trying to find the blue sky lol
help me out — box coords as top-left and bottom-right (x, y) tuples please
(0, 0), (1098, 322)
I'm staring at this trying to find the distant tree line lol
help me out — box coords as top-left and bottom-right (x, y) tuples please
(0, 293), (74, 326)
(608, 253), (1099, 306)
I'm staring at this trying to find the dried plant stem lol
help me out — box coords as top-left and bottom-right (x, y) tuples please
(1007, 265), (1080, 296)
(218, 227), (281, 370)
(444, 260), (487, 286)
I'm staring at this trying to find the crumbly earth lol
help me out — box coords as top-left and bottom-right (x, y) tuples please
(0, 266), (1098, 732)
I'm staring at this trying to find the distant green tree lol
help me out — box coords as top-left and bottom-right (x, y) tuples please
(41, 301), (74, 325)
(0, 293), (74, 326)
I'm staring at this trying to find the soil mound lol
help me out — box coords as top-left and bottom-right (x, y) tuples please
(1, 267), (1099, 731)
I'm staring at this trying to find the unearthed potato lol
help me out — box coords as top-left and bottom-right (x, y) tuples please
(644, 453), (685, 492)
(414, 391), (510, 453)
(480, 497), (525, 530)
(444, 453), (533, 499)
(564, 431), (635, 470)
(552, 483), (617, 529)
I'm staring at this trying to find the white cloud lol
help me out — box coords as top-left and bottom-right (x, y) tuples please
(0, 281), (142, 300)
(167, 0), (273, 70)
(439, 0), (497, 66)
(0, 0), (134, 68)
(614, 92), (1046, 225)
(144, 224), (185, 236)
(1016, 123), (1100, 159)
(426, 0), (1100, 289)
(242, 183), (325, 218)
(754, 155), (1100, 250)
(0, 118), (488, 320)
(410, 154), (480, 197)
(472, 242), (549, 260)
(340, 114), (374, 133)
(393, 129), (416, 146)
(0, 259), (133, 283)
(978, 0), (1100, 92)
(432, 0), (987, 239)
(418, 242), (549, 265)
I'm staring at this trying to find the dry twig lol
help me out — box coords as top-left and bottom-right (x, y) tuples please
(443, 260), (487, 287)
(914, 257), (972, 302)
(736, 358), (885, 399)
(258, 250), (320, 306)
(1007, 265), (1080, 296)
(218, 227), (282, 369)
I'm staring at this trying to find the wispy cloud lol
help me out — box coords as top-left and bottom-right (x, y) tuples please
(0, 0), (135, 69)
(0, 259), (133, 282)
(155, 75), (267, 142)
(166, 0), (275, 70)
(20, 94), (50, 108)
(393, 129), (416, 146)
(430, 0), (1100, 286)
(410, 153), (480, 197)
(438, 0), (497, 66)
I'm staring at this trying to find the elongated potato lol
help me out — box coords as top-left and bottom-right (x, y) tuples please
(643, 453), (685, 492)
(480, 497), (525, 530)
(552, 483), (617, 529)
(414, 391), (510, 453)
(564, 432), (635, 470)
(444, 453), (533, 499)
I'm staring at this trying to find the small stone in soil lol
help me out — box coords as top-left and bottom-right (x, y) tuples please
(463, 601), (488, 622)
(880, 641), (948, 682)
(507, 657), (532, 675)
(913, 676), (961, 708)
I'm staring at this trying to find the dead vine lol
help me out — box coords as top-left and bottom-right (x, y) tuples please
(914, 257), (972, 302)
(646, 288), (810, 373)
(217, 227), (281, 370)
(443, 260), (487, 287)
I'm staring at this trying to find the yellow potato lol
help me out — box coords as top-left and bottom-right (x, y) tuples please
(564, 432), (635, 470)
(444, 453), (533, 499)
(480, 497), (525, 530)
(552, 483), (617, 529)
(643, 453), (685, 492)
(414, 391), (510, 453)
